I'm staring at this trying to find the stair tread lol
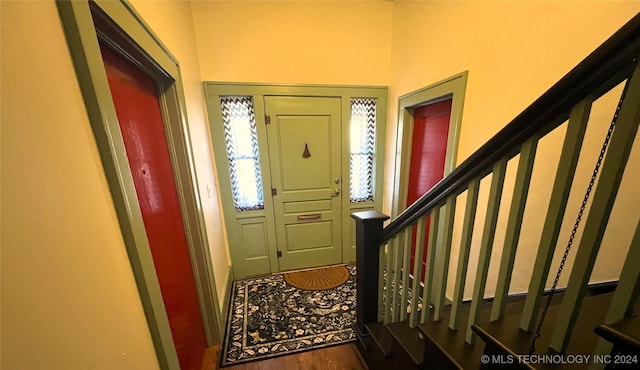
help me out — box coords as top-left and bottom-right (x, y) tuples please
(415, 296), (527, 370)
(366, 322), (394, 357)
(595, 315), (640, 354)
(418, 318), (483, 370)
(386, 321), (425, 365)
(473, 292), (614, 369)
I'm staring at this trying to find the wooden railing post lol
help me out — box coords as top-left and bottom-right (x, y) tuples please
(351, 211), (389, 335)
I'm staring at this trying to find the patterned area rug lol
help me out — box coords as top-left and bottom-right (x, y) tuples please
(220, 265), (356, 367)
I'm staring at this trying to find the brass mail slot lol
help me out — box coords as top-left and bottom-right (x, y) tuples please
(297, 213), (321, 221)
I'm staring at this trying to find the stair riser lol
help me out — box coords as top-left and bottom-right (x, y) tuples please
(480, 343), (533, 370)
(390, 338), (426, 370)
(421, 340), (464, 370)
(355, 334), (395, 370)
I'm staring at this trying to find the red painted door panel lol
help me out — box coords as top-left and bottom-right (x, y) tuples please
(407, 98), (452, 279)
(100, 44), (206, 370)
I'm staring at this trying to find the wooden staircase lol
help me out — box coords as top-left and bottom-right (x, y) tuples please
(356, 288), (633, 370)
(472, 292), (631, 370)
(357, 298), (525, 370)
(353, 13), (640, 370)
(595, 316), (640, 369)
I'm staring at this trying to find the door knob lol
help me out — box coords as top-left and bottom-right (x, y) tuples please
(331, 188), (340, 197)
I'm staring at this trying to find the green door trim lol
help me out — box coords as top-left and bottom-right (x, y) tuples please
(204, 83), (388, 278)
(392, 72), (468, 217)
(56, 1), (222, 368)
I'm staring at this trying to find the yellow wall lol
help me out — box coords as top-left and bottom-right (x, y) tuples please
(387, 1), (640, 298)
(190, 0), (640, 300)
(388, 1), (640, 166)
(191, 0), (393, 85)
(130, 0), (232, 319)
(1, 1), (159, 369)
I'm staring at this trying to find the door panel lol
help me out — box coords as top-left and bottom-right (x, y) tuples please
(238, 219), (270, 260)
(265, 96), (342, 271)
(279, 116), (331, 190)
(286, 222), (333, 251)
(407, 98), (452, 278)
(284, 200), (332, 213)
(101, 44), (206, 370)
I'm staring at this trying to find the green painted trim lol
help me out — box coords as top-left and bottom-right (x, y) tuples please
(204, 82), (388, 96)
(466, 159), (507, 345)
(433, 196), (456, 322)
(344, 90), (388, 261)
(204, 83), (387, 278)
(94, 0), (178, 77)
(420, 204), (441, 324)
(205, 93), (276, 279)
(159, 73), (223, 345)
(56, 2), (179, 368)
(550, 63), (640, 352)
(449, 178), (480, 330)
(56, 1), (223, 368)
(399, 229), (412, 321)
(342, 95), (353, 261)
(219, 266), (235, 339)
(377, 245), (386, 321)
(490, 137), (538, 322)
(383, 237), (395, 323)
(392, 72), (468, 217)
(519, 98), (592, 331)
(409, 215), (429, 328)
(390, 234), (404, 322)
(606, 219), (640, 322)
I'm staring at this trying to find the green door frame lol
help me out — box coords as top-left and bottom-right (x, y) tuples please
(56, 1), (222, 369)
(392, 72), (468, 217)
(204, 83), (388, 278)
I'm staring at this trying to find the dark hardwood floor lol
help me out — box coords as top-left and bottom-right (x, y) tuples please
(202, 344), (367, 370)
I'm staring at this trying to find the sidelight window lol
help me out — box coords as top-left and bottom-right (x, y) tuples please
(220, 96), (264, 212)
(350, 98), (377, 203)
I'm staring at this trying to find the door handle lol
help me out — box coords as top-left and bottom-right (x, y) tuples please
(297, 214), (321, 221)
(331, 188), (340, 197)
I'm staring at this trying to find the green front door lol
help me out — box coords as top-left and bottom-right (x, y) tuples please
(265, 96), (343, 271)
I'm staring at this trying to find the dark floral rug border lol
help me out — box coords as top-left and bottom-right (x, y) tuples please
(220, 265), (356, 367)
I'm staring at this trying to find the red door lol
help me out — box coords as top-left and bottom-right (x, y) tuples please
(100, 44), (207, 370)
(407, 98), (452, 279)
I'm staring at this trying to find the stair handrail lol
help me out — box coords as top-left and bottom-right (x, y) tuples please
(382, 12), (640, 244)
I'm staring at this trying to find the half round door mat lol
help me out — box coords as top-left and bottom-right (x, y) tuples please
(283, 265), (350, 291)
